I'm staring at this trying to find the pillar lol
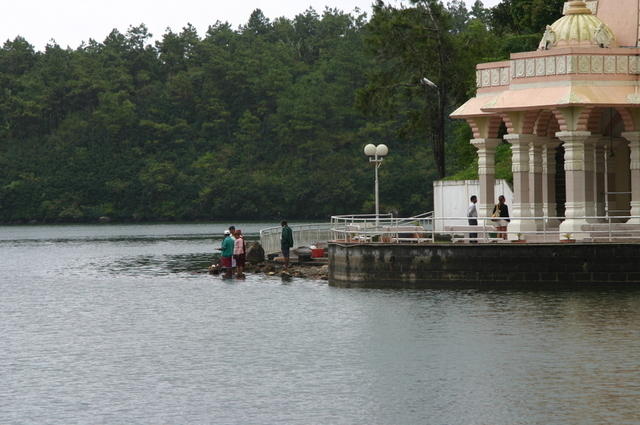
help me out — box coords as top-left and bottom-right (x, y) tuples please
(471, 138), (501, 219)
(584, 135), (598, 222)
(556, 131), (591, 240)
(504, 134), (537, 239)
(529, 137), (545, 229)
(621, 131), (640, 223)
(594, 139), (606, 219)
(605, 142), (617, 217)
(542, 139), (562, 226)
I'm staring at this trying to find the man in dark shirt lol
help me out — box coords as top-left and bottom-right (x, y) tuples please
(281, 220), (294, 269)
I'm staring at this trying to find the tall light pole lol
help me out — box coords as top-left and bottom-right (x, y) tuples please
(364, 143), (389, 225)
(421, 76), (445, 178)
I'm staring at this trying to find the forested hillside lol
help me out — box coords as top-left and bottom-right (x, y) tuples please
(0, 0), (563, 222)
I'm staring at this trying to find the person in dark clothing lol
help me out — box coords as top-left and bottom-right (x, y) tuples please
(491, 195), (510, 240)
(281, 220), (294, 269)
(467, 195), (478, 243)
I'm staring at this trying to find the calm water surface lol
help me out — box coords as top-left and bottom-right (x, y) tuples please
(1, 223), (639, 425)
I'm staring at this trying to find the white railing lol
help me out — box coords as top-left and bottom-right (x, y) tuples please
(330, 213), (640, 243)
(259, 223), (332, 256)
(433, 215), (640, 243)
(260, 214), (640, 253)
(330, 212), (434, 243)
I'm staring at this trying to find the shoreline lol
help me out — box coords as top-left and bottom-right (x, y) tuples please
(209, 261), (329, 280)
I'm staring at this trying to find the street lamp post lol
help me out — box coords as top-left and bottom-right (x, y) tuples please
(364, 143), (389, 226)
(421, 76), (445, 178)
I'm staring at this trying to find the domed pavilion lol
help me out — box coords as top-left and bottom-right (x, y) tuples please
(451, 0), (640, 241)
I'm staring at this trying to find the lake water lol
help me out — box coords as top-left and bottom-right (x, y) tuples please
(1, 223), (639, 425)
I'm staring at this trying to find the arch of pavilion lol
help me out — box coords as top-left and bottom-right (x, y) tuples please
(451, 0), (640, 241)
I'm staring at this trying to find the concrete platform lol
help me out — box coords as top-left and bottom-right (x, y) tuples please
(329, 242), (640, 288)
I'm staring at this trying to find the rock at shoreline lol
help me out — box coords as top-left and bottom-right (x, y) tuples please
(209, 261), (328, 281)
(246, 242), (265, 264)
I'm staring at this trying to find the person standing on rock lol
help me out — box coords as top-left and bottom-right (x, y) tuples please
(233, 229), (246, 278)
(221, 230), (235, 278)
(281, 220), (294, 269)
(228, 226), (236, 269)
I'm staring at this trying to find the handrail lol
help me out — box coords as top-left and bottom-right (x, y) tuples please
(259, 213), (640, 252)
(330, 211), (434, 242)
(329, 213), (640, 244)
(259, 223), (332, 256)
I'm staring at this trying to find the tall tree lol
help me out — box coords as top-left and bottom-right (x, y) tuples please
(359, 0), (470, 178)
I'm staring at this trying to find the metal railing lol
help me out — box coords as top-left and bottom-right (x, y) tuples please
(433, 215), (640, 243)
(330, 212), (434, 243)
(259, 223), (332, 256)
(259, 214), (640, 254)
(258, 212), (433, 255)
(330, 213), (640, 244)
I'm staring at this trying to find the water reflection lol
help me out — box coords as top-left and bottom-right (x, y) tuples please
(106, 253), (215, 276)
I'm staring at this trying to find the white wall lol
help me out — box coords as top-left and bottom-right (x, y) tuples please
(433, 179), (514, 231)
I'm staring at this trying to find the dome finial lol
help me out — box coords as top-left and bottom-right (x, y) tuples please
(564, 1), (592, 15)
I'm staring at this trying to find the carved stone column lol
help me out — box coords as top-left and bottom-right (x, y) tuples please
(584, 135), (599, 222)
(529, 137), (545, 229)
(471, 138), (502, 219)
(542, 139), (562, 227)
(605, 142), (617, 217)
(556, 131), (591, 240)
(504, 134), (537, 239)
(622, 131), (640, 224)
(594, 139), (606, 220)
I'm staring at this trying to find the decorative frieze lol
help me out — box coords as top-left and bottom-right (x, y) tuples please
(591, 55), (603, 73)
(630, 56), (639, 74)
(578, 55), (590, 73)
(476, 66), (511, 88)
(491, 68), (500, 86)
(604, 55), (616, 73)
(617, 56), (629, 74)
(476, 53), (640, 88)
(516, 60), (525, 78)
(567, 56), (578, 73)
(535, 57), (545, 76)
(545, 56), (556, 75)
(525, 58), (535, 77)
(500, 67), (509, 85)
(482, 69), (490, 87)
(556, 56), (567, 74)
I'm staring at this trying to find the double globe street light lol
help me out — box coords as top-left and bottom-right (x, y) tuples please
(364, 143), (389, 225)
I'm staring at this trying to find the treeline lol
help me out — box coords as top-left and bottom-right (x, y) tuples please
(0, 0), (563, 223)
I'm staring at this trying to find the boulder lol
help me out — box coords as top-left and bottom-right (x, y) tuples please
(246, 242), (265, 264)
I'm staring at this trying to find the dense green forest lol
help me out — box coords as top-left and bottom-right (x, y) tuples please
(0, 0), (563, 222)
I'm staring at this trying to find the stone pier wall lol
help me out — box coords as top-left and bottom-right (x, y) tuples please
(328, 242), (640, 288)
